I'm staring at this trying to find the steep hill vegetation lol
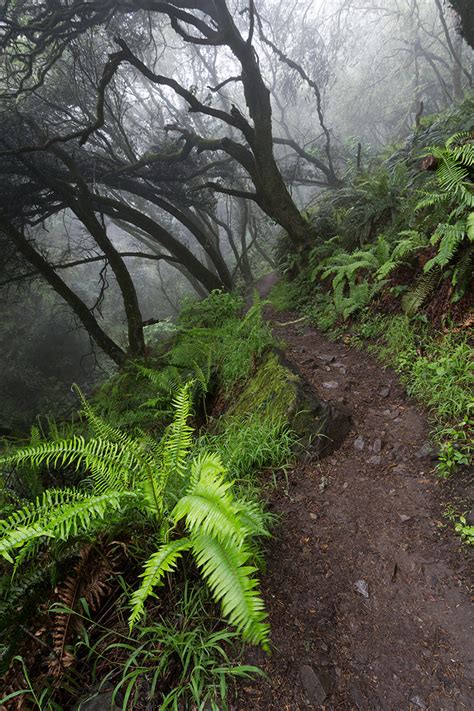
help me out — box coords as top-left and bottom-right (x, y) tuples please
(0, 1), (473, 708)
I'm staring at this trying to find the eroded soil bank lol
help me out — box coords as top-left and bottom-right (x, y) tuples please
(237, 311), (473, 710)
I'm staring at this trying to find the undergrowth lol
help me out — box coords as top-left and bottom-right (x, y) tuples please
(0, 291), (294, 709)
(273, 101), (473, 544)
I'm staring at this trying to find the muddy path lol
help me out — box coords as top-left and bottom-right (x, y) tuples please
(237, 307), (473, 710)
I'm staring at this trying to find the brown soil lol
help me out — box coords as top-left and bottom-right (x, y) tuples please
(236, 295), (473, 709)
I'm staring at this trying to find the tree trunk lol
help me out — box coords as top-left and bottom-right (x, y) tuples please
(94, 195), (226, 293)
(70, 203), (146, 359)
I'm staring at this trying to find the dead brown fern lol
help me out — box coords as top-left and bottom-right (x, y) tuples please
(48, 543), (116, 677)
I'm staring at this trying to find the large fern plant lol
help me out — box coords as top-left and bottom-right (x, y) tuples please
(0, 383), (269, 649)
(414, 133), (474, 302)
(310, 235), (389, 319)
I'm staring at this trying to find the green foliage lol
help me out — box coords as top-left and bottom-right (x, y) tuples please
(179, 290), (244, 328)
(306, 164), (412, 251)
(454, 515), (474, 545)
(375, 230), (428, 279)
(414, 133), (474, 302)
(1, 293), (286, 706)
(436, 420), (473, 478)
(309, 235), (389, 319)
(204, 414), (295, 483)
(78, 584), (263, 711)
(130, 452), (269, 647)
(268, 280), (301, 312)
(401, 267), (442, 316)
(0, 383), (270, 656)
(291, 124), (474, 325)
(354, 314), (473, 423)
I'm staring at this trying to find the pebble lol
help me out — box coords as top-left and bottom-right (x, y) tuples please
(373, 438), (382, 453)
(74, 691), (121, 711)
(415, 442), (431, 458)
(309, 512), (318, 520)
(354, 579), (370, 598)
(299, 664), (327, 705)
(318, 354), (335, 363)
(410, 695), (427, 709)
(368, 455), (381, 465)
(398, 514), (411, 522)
(354, 436), (365, 451)
(379, 386), (391, 398)
(393, 464), (407, 476)
(323, 381), (339, 389)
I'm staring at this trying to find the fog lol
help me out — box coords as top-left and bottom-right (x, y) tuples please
(0, 0), (472, 432)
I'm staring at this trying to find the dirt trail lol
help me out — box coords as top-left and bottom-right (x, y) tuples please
(237, 301), (473, 710)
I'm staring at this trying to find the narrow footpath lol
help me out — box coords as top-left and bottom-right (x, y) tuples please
(237, 308), (473, 710)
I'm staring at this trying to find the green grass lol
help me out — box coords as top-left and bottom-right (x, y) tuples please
(351, 313), (473, 423)
(203, 413), (296, 484)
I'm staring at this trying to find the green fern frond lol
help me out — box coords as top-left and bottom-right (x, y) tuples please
(0, 436), (141, 494)
(467, 212), (474, 240)
(161, 382), (194, 481)
(0, 490), (133, 564)
(415, 191), (447, 212)
(172, 460), (246, 547)
(452, 244), (474, 300)
(402, 268), (441, 315)
(191, 532), (269, 648)
(188, 452), (226, 490)
(425, 222), (466, 270)
(73, 384), (136, 450)
(129, 538), (192, 628)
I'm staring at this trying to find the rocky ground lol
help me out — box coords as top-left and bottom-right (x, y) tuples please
(236, 298), (473, 710)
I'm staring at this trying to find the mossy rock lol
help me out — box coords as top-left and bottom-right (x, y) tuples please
(227, 350), (351, 458)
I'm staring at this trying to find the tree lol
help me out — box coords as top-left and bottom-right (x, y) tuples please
(449, 1), (474, 50)
(0, 1), (339, 249)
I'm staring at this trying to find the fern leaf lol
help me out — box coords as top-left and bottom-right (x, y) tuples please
(191, 532), (269, 648)
(128, 538), (192, 628)
(402, 268), (441, 315)
(172, 459), (246, 547)
(0, 491), (132, 563)
(73, 385), (136, 450)
(425, 222), (466, 270)
(0, 436), (141, 494)
(467, 212), (474, 241)
(160, 381), (194, 481)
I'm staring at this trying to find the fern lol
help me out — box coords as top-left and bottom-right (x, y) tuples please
(173, 459), (246, 547)
(0, 490), (133, 564)
(1, 381), (271, 653)
(129, 454), (269, 648)
(191, 533), (269, 648)
(376, 230), (427, 279)
(0, 436), (141, 494)
(160, 382), (194, 482)
(424, 222), (468, 271)
(414, 134), (474, 299)
(128, 538), (193, 628)
(402, 267), (441, 315)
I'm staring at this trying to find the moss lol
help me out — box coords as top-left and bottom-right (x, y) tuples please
(225, 351), (299, 423)
(224, 350), (352, 456)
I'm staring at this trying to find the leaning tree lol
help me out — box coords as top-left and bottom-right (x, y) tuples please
(0, 0), (343, 362)
(0, 0), (339, 247)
